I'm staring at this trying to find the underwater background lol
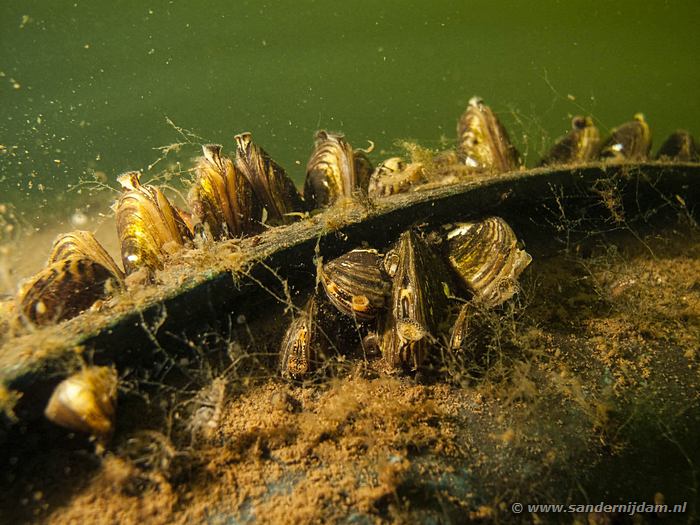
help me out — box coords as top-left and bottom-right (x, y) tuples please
(1, 0), (699, 229)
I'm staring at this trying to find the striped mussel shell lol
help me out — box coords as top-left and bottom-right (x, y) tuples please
(655, 130), (699, 162)
(367, 157), (427, 197)
(44, 366), (118, 446)
(541, 116), (601, 166)
(188, 144), (263, 240)
(17, 231), (125, 326)
(600, 113), (652, 161)
(233, 132), (304, 225)
(457, 96), (521, 172)
(304, 130), (372, 209)
(48, 230), (124, 281)
(115, 171), (193, 275)
(446, 216), (531, 308)
(280, 296), (321, 380)
(379, 230), (451, 372)
(319, 248), (391, 320)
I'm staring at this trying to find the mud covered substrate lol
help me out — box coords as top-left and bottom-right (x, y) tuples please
(1, 215), (699, 524)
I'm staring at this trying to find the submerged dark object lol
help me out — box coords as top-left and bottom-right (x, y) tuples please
(2, 160), (700, 432)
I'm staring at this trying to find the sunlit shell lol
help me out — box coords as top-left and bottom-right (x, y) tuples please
(48, 230), (124, 281)
(17, 256), (119, 326)
(233, 132), (304, 225)
(304, 130), (372, 208)
(115, 171), (193, 275)
(541, 116), (601, 165)
(655, 130), (699, 162)
(379, 230), (450, 371)
(188, 144), (262, 240)
(367, 157), (426, 197)
(319, 248), (391, 320)
(280, 296), (320, 379)
(446, 217), (531, 307)
(457, 96), (521, 172)
(599, 113), (652, 161)
(44, 366), (118, 445)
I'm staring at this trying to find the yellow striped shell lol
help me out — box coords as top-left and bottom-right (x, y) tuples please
(280, 296), (320, 380)
(457, 96), (520, 172)
(188, 144), (262, 240)
(304, 130), (373, 208)
(44, 366), (118, 446)
(48, 230), (124, 281)
(319, 248), (391, 320)
(115, 171), (193, 275)
(446, 217), (531, 307)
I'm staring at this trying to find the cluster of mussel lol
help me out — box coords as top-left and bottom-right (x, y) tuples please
(3, 97), (699, 445)
(281, 216), (532, 378)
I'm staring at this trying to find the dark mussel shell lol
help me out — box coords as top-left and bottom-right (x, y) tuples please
(189, 144), (263, 240)
(457, 96), (521, 172)
(116, 171), (193, 275)
(599, 113), (651, 161)
(234, 132), (304, 225)
(541, 116), (601, 166)
(17, 256), (118, 326)
(319, 248), (391, 320)
(446, 216), (531, 308)
(304, 130), (373, 209)
(379, 230), (451, 372)
(655, 130), (699, 162)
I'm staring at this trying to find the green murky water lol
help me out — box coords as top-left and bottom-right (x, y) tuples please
(1, 0), (699, 226)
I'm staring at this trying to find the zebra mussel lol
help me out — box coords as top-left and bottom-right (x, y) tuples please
(279, 216), (532, 378)
(6, 99), (697, 332)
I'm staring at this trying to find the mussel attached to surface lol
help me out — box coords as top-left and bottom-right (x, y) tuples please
(44, 366), (118, 448)
(304, 131), (373, 208)
(457, 96), (521, 172)
(233, 132), (304, 225)
(188, 144), (263, 240)
(541, 116), (601, 165)
(116, 171), (193, 275)
(655, 130), (699, 162)
(599, 113), (652, 161)
(17, 231), (124, 326)
(379, 230), (452, 372)
(280, 296), (323, 380)
(367, 157), (427, 197)
(445, 216), (532, 308)
(319, 248), (391, 320)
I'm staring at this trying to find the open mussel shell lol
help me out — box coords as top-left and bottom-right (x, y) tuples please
(541, 116), (601, 166)
(48, 230), (124, 281)
(234, 132), (304, 225)
(304, 130), (359, 209)
(189, 144), (263, 240)
(457, 96), (521, 172)
(379, 230), (451, 372)
(655, 130), (699, 162)
(319, 248), (391, 320)
(446, 217), (531, 308)
(44, 366), (118, 446)
(17, 256), (120, 326)
(116, 171), (193, 275)
(600, 113), (652, 161)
